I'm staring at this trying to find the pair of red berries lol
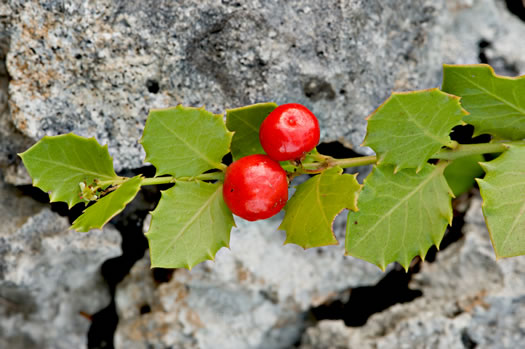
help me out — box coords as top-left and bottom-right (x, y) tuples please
(223, 103), (320, 221)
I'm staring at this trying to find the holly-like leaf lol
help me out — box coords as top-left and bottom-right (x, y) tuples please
(19, 133), (118, 208)
(346, 163), (453, 271)
(146, 181), (234, 269)
(444, 154), (484, 197)
(280, 167), (360, 248)
(442, 64), (525, 140)
(477, 144), (525, 258)
(140, 105), (233, 177)
(226, 102), (277, 161)
(363, 88), (466, 171)
(71, 176), (142, 232)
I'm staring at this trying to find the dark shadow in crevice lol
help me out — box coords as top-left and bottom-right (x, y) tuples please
(477, 39), (519, 76)
(87, 165), (162, 349)
(425, 211), (465, 263)
(222, 152), (233, 167)
(152, 268), (175, 284)
(309, 264), (422, 327)
(461, 329), (478, 349)
(15, 184), (85, 223)
(450, 124), (491, 145)
(478, 39), (491, 64)
(316, 141), (361, 159)
(504, 0), (525, 22)
(146, 79), (160, 94)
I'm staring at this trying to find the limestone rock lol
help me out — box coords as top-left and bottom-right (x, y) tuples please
(299, 196), (525, 348)
(0, 195), (122, 349)
(3, 0), (525, 182)
(443, 0), (525, 76)
(114, 218), (385, 349)
(4, 0), (449, 176)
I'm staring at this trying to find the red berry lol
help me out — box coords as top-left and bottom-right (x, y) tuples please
(259, 103), (320, 161)
(223, 154), (288, 221)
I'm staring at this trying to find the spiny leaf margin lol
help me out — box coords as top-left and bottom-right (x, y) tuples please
(346, 162), (454, 271)
(19, 133), (118, 208)
(226, 102), (277, 161)
(140, 105), (233, 177)
(363, 88), (466, 172)
(477, 143), (525, 258)
(280, 166), (361, 249)
(442, 64), (525, 140)
(146, 181), (234, 269)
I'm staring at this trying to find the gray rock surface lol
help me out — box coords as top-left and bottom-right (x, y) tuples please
(0, 3), (34, 185)
(114, 217), (385, 349)
(299, 197), (525, 349)
(443, 0), (525, 76)
(0, 0), (524, 348)
(1, 0), (524, 183)
(0, 180), (122, 349)
(2, 0), (456, 178)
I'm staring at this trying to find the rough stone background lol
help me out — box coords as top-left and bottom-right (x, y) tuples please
(0, 179), (122, 348)
(299, 197), (525, 349)
(1, 0), (525, 348)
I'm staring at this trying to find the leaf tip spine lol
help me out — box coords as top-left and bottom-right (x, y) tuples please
(377, 263), (386, 272)
(401, 263), (409, 273)
(474, 177), (485, 187)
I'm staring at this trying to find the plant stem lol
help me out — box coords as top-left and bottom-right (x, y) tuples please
(328, 155), (377, 168)
(140, 177), (177, 186)
(100, 142), (514, 187)
(432, 142), (508, 160)
(300, 142), (512, 172)
(99, 172), (224, 188)
(141, 172), (225, 186)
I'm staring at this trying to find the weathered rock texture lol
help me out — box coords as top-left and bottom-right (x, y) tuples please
(0, 0), (524, 348)
(114, 218), (385, 349)
(1, 0), (523, 181)
(0, 0), (462, 177)
(2, 0), (524, 180)
(443, 0), (525, 76)
(0, 178), (122, 349)
(300, 197), (525, 349)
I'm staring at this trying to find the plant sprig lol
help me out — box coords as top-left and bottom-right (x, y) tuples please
(19, 64), (525, 271)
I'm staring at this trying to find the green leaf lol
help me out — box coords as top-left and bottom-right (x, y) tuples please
(19, 133), (118, 208)
(477, 144), (525, 258)
(442, 64), (525, 140)
(280, 167), (361, 249)
(346, 163), (453, 271)
(140, 105), (233, 177)
(146, 181), (234, 269)
(71, 176), (143, 232)
(444, 154), (484, 197)
(226, 102), (277, 161)
(363, 88), (466, 171)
